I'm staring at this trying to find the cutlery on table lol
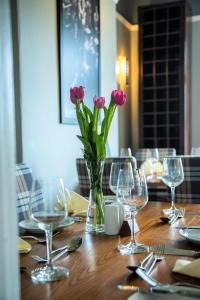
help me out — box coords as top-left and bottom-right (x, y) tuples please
(127, 244), (165, 274)
(149, 246), (200, 257)
(144, 244), (165, 274)
(126, 245), (200, 257)
(21, 231), (61, 243)
(174, 226), (200, 230)
(119, 268), (200, 297)
(117, 283), (200, 297)
(160, 208), (185, 224)
(127, 251), (153, 272)
(32, 237), (82, 263)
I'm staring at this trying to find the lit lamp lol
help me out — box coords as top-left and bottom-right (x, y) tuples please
(116, 56), (129, 89)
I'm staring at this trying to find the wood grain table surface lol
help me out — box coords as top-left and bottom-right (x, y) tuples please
(20, 201), (200, 300)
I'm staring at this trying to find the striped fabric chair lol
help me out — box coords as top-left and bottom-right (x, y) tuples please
(134, 148), (176, 168)
(76, 157), (137, 197)
(133, 148), (176, 202)
(16, 163), (42, 222)
(172, 156), (200, 204)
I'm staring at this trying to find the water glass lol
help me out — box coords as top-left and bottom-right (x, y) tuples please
(109, 161), (133, 195)
(191, 147), (200, 156)
(146, 148), (159, 181)
(120, 147), (132, 157)
(30, 177), (69, 283)
(162, 157), (184, 216)
(117, 169), (148, 255)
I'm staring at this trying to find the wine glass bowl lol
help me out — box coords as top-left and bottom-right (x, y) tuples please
(162, 157), (184, 216)
(191, 147), (200, 156)
(30, 177), (69, 284)
(117, 169), (148, 255)
(120, 147), (132, 157)
(109, 162), (133, 195)
(146, 148), (159, 181)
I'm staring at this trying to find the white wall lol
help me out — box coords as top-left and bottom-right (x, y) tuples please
(18, 0), (118, 190)
(191, 17), (200, 147)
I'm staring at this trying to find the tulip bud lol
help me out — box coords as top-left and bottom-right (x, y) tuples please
(70, 86), (84, 103)
(111, 90), (126, 106)
(93, 96), (105, 108)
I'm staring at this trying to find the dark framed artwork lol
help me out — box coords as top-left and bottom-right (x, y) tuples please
(57, 0), (100, 124)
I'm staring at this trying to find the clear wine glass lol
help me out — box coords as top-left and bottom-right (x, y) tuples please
(30, 177), (69, 283)
(120, 147), (132, 157)
(109, 161), (133, 220)
(191, 147), (200, 156)
(162, 157), (184, 216)
(109, 162), (129, 196)
(146, 148), (159, 181)
(117, 169), (148, 255)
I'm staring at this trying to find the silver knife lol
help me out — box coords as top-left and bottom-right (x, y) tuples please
(117, 284), (200, 298)
(186, 211), (200, 215)
(149, 246), (200, 257)
(175, 226), (200, 230)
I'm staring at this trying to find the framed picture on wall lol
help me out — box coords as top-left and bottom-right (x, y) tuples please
(57, 0), (100, 124)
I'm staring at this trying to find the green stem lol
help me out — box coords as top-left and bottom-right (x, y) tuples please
(103, 103), (116, 144)
(87, 160), (104, 227)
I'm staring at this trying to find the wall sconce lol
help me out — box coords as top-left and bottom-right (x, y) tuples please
(116, 56), (129, 89)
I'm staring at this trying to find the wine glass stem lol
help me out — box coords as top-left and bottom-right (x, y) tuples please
(45, 229), (53, 267)
(171, 186), (176, 210)
(130, 211), (137, 244)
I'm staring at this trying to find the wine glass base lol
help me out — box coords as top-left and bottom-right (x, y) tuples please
(31, 265), (69, 284)
(117, 241), (148, 255)
(163, 207), (179, 216)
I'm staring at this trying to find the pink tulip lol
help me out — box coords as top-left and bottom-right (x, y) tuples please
(70, 86), (84, 103)
(111, 90), (126, 106)
(93, 96), (105, 108)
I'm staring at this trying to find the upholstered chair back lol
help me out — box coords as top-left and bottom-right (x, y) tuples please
(16, 163), (43, 222)
(134, 148), (176, 168)
(173, 156), (200, 204)
(76, 157), (137, 197)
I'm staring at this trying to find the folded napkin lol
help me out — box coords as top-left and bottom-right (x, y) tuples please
(141, 160), (163, 177)
(172, 258), (200, 278)
(17, 237), (32, 254)
(55, 189), (88, 216)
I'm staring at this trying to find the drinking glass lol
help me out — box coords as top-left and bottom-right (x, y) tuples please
(120, 147), (132, 157)
(191, 147), (200, 156)
(146, 148), (159, 181)
(117, 169), (148, 255)
(109, 162), (133, 196)
(109, 160), (136, 199)
(162, 157), (184, 216)
(30, 177), (69, 283)
(109, 161), (133, 220)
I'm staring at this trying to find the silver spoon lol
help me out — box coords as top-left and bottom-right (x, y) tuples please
(32, 237), (82, 263)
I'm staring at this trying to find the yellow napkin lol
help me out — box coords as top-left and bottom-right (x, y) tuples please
(141, 160), (163, 177)
(172, 258), (200, 279)
(17, 237), (32, 254)
(55, 189), (88, 216)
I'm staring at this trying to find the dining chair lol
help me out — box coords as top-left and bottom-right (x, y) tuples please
(16, 163), (42, 221)
(134, 148), (176, 168)
(171, 156), (200, 204)
(133, 148), (176, 202)
(76, 157), (137, 197)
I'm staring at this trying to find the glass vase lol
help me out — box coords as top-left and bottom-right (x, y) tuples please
(85, 160), (105, 233)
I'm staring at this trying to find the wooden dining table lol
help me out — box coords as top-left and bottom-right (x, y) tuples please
(20, 201), (200, 300)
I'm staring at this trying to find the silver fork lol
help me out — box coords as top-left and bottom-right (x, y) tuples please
(169, 208), (185, 225)
(145, 244), (165, 274)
